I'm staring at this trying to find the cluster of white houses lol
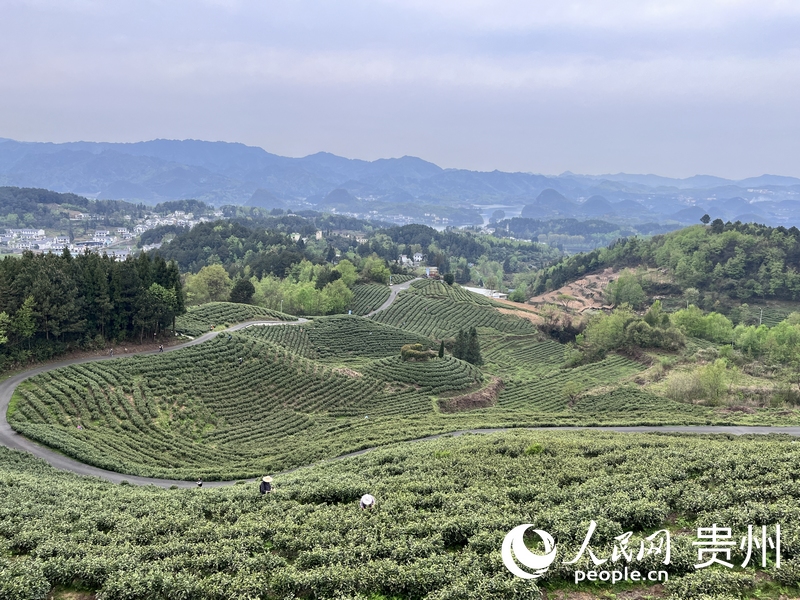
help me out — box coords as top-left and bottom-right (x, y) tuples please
(1, 209), (221, 256)
(0, 228), (129, 253)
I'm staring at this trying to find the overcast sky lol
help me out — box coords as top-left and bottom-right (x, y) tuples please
(1, 0), (799, 178)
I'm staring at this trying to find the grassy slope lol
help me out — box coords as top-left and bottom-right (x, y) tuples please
(0, 432), (798, 599)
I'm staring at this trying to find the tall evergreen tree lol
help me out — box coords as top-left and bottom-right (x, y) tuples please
(452, 329), (468, 360)
(465, 326), (483, 366)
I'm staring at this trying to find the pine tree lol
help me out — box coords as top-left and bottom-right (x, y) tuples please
(452, 329), (467, 360)
(438, 340), (444, 358)
(465, 327), (483, 365)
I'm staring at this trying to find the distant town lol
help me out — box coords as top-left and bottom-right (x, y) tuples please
(0, 209), (224, 259)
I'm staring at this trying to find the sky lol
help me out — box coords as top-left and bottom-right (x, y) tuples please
(1, 0), (799, 179)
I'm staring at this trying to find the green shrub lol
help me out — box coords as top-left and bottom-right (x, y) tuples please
(0, 558), (50, 600)
(400, 343), (435, 362)
(524, 443), (543, 455)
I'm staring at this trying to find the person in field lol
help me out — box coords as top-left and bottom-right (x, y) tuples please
(259, 476), (273, 494)
(196, 479), (203, 488)
(360, 494), (375, 509)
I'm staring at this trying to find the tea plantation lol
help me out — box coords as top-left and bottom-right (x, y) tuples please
(348, 283), (391, 315)
(10, 280), (799, 481)
(175, 302), (297, 336)
(1, 431), (799, 600)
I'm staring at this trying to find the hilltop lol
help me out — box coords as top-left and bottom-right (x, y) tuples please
(519, 221), (800, 315)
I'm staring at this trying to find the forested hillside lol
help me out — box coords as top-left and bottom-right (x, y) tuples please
(492, 217), (680, 253)
(0, 251), (183, 369)
(0, 186), (145, 230)
(524, 222), (800, 302)
(149, 220), (300, 276)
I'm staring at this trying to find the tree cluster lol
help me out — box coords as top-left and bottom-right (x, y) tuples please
(569, 301), (684, 365)
(452, 327), (483, 365)
(527, 223), (800, 303)
(0, 250), (184, 370)
(0, 187), (145, 230)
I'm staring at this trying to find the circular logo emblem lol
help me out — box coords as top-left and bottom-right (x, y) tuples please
(501, 524), (557, 579)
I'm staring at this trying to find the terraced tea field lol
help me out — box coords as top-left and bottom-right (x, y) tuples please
(8, 319), (480, 478)
(371, 288), (536, 337)
(10, 281), (791, 482)
(348, 283), (391, 315)
(497, 354), (643, 412)
(364, 355), (483, 394)
(574, 387), (711, 417)
(388, 273), (415, 284)
(175, 302), (296, 336)
(241, 315), (433, 359)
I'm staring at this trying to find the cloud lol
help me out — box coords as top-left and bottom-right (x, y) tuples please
(0, 0), (798, 177)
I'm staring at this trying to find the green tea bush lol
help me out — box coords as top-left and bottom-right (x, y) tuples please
(372, 287), (535, 338)
(348, 284), (391, 315)
(175, 302), (296, 336)
(0, 558), (49, 600)
(0, 432), (796, 598)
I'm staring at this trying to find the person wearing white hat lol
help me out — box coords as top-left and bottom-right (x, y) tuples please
(259, 476), (273, 494)
(359, 494), (375, 509)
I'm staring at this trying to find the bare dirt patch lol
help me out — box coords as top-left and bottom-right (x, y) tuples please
(529, 267), (617, 312)
(496, 306), (543, 325)
(542, 584), (665, 599)
(332, 366), (363, 378)
(48, 589), (96, 600)
(437, 377), (504, 412)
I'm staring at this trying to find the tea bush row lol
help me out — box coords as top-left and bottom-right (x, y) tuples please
(0, 431), (797, 599)
(175, 302), (296, 336)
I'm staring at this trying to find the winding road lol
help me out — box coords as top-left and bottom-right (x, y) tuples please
(3, 294), (800, 490)
(366, 277), (420, 317)
(0, 319), (307, 489)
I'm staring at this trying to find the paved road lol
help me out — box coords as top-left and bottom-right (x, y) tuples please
(4, 307), (800, 489)
(366, 277), (421, 317)
(0, 318), (307, 489)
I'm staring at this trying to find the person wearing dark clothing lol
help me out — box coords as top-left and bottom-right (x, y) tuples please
(197, 479), (203, 488)
(159, 345), (163, 352)
(259, 476), (273, 494)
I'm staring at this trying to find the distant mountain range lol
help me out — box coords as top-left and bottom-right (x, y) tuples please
(1, 137), (799, 227)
